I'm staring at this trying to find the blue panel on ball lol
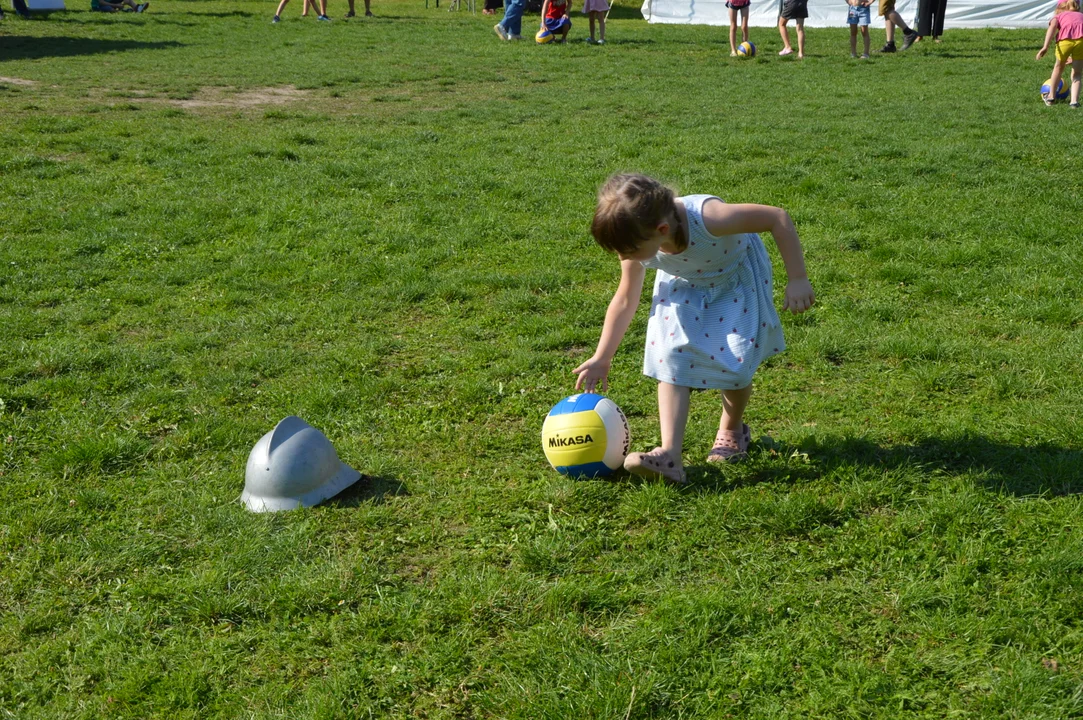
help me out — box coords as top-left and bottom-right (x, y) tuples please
(547, 393), (605, 417)
(555, 461), (613, 478)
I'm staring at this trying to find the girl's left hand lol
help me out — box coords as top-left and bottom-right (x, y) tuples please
(782, 277), (815, 314)
(1037, 48), (1047, 59)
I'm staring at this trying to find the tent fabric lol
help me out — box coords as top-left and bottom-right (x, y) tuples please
(640, 0), (1054, 28)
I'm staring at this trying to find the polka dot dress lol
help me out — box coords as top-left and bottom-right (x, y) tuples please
(642, 195), (785, 390)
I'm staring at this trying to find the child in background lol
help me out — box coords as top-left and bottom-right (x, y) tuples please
(541, 0), (572, 42)
(777, 0), (807, 57)
(1038, 0), (1083, 107)
(583, 0), (609, 44)
(272, 0), (330, 22)
(848, 0), (872, 57)
(727, 0), (751, 56)
(575, 174), (815, 484)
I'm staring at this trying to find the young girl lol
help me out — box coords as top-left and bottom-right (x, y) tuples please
(574, 174), (815, 484)
(272, 0), (329, 22)
(1037, 0), (1083, 108)
(847, 0), (872, 58)
(727, 0), (751, 56)
(540, 0), (572, 43)
(582, 0), (609, 44)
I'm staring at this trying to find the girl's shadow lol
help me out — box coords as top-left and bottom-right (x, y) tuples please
(688, 433), (1083, 498)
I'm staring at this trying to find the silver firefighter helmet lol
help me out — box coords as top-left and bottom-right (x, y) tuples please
(242, 416), (361, 512)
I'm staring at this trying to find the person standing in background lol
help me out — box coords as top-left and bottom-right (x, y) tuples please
(877, 0), (919, 51)
(915, 0), (947, 42)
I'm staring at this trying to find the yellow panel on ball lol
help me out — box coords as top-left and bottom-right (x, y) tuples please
(542, 412), (608, 468)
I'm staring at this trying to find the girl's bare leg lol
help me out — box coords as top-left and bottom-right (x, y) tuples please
(796, 18), (805, 57)
(589, 10), (596, 40)
(729, 7), (738, 55)
(598, 13), (605, 40)
(850, 23), (857, 56)
(720, 385), (752, 433)
(1049, 58), (1066, 101)
(1072, 59), (1083, 104)
(741, 8), (749, 41)
(778, 16), (792, 52)
(861, 25), (869, 55)
(275, 0), (289, 16)
(658, 382), (692, 467)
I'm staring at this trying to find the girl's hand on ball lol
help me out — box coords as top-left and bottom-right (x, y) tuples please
(574, 357), (611, 393)
(782, 277), (815, 314)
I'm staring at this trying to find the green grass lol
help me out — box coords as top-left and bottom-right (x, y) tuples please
(2, 2), (1083, 717)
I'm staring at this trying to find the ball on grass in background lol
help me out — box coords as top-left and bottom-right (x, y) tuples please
(536, 28), (555, 44)
(1041, 79), (1069, 101)
(541, 393), (630, 478)
(737, 41), (756, 58)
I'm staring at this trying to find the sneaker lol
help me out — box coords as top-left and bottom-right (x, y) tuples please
(595, 38), (604, 44)
(861, 52), (869, 59)
(317, 13), (331, 20)
(272, 13), (280, 21)
(1072, 102), (1081, 108)
(509, 33), (522, 39)
(879, 41), (896, 52)
(901, 30), (919, 49)
(344, 9), (354, 16)
(493, 23), (509, 40)
(365, 9), (373, 15)
(586, 37), (595, 43)
(136, 2), (148, 11)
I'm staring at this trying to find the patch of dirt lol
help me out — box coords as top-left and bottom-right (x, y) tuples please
(171, 85), (309, 109)
(0, 77), (37, 86)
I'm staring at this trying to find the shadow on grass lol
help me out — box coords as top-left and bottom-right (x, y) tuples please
(324, 474), (407, 507)
(688, 434), (1083, 498)
(186, 10), (258, 17)
(0, 36), (184, 59)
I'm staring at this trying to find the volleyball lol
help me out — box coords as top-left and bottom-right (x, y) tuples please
(536, 28), (555, 44)
(1041, 79), (1069, 101)
(541, 393), (630, 478)
(737, 41), (756, 58)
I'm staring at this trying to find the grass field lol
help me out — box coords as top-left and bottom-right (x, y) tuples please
(3, 2), (1083, 717)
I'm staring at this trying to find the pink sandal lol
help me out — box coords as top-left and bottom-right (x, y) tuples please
(707, 424), (751, 463)
(624, 447), (687, 484)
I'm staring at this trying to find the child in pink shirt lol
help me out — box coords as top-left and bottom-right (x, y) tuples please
(1037, 0), (1083, 107)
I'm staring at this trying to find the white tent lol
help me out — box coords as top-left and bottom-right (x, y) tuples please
(640, 0), (1054, 28)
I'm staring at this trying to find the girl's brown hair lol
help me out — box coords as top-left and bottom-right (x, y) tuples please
(591, 173), (682, 255)
(1057, 0), (1079, 12)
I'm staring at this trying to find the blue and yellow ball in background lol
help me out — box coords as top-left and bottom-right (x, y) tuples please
(1041, 79), (1070, 101)
(737, 41), (756, 58)
(541, 393), (630, 478)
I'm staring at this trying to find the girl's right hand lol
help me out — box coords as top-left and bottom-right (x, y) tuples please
(1037, 48), (1047, 59)
(574, 356), (611, 393)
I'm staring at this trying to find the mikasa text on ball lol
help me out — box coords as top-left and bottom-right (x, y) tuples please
(541, 393), (630, 478)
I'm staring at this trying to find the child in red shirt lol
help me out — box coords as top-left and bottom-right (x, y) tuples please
(540, 0), (572, 42)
